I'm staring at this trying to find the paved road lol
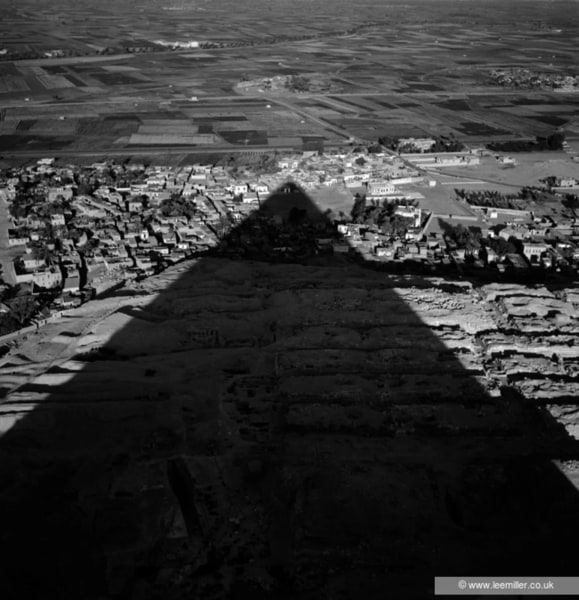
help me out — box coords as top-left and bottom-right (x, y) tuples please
(1, 88), (567, 110)
(0, 143), (355, 162)
(424, 168), (524, 190)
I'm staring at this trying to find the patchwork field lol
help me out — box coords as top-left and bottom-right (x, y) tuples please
(0, 0), (577, 159)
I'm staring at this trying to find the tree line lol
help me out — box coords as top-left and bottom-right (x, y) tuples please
(455, 187), (556, 210)
(441, 222), (520, 256)
(378, 135), (465, 154)
(487, 132), (565, 153)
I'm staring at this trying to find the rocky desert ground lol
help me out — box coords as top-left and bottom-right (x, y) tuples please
(1, 248), (578, 599)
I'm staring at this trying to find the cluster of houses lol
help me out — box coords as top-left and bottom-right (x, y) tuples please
(274, 151), (579, 271)
(1, 149), (579, 330)
(485, 208), (578, 269)
(1, 160), (286, 298)
(489, 68), (579, 90)
(276, 151), (424, 192)
(551, 177), (579, 192)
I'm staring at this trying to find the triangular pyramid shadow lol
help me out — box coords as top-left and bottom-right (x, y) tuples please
(0, 182), (578, 600)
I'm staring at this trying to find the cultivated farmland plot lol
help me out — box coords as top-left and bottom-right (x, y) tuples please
(0, 0), (575, 158)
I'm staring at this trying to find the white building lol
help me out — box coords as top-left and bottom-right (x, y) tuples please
(252, 183), (269, 195)
(21, 255), (46, 271)
(277, 158), (300, 170)
(367, 181), (396, 196)
(8, 234), (29, 247)
(32, 268), (62, 289)
(375, 246), (394, 258)
(242, 192), (259, 204)
(47, 186), (74, 202)
(50, 214), (66, 227)
(398, 137), (436, 152)
(189, 173), (208, 185)
(232, 183), (248, 196)
(523, 243), (549, 262)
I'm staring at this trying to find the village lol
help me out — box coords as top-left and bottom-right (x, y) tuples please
(0, 143), (578, 337)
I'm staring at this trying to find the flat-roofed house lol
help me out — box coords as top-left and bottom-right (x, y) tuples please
(50, 214), (66, 227)
(523, 242), (549, 263)
(367, 181), (396, 196)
